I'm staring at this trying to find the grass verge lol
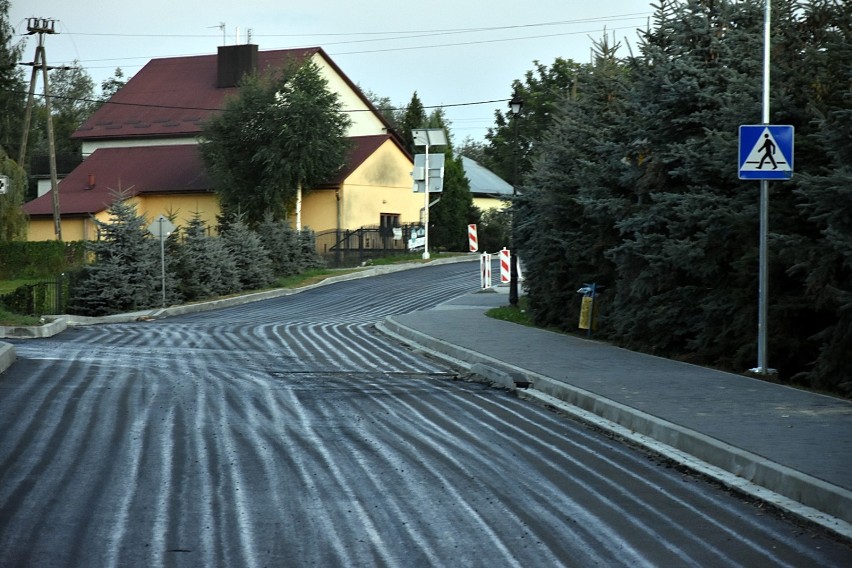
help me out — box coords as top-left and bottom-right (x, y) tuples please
(0, 307), (41, 326)
(273, 268), (361, 289)
(485, 297), (535, 327)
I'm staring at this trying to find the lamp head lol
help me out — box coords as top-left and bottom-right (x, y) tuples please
(509, 91), (524, 115)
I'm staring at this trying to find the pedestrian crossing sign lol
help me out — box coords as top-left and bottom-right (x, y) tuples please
(739, 125), (794, 180)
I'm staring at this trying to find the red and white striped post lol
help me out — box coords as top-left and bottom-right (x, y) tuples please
(468, 224), (478, 252)
(480, 253), (492, 289)
(499, 247), (511, 284)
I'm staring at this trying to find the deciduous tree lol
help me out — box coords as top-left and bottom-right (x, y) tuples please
(200, 60), (351, 227)
(0, 0), (26, 157)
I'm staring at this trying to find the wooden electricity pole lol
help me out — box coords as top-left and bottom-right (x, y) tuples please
(19, 17), (70, 241)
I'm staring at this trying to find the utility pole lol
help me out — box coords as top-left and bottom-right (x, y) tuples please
(19, 18), (70, 241)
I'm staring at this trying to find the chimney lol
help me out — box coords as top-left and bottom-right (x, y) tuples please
(86, 174), (95, 190)
(217, 44), (258, 88)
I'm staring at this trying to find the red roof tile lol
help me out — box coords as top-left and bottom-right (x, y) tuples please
(73, 48), (320, 140)
(23, 136), (407, 216)
(23, 145), (210, 217)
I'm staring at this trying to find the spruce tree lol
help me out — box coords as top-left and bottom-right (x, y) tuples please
(0, 1), (25, 157)
(257, 216), (325, 276)
(221, 215), (273, 291)
(516, 37), (629, 330)
(69, 191), (160, 315)
(484, 58), (582, 183)
(0, 153), (27, 240)
(777, 0), (852, 392)
(297, 229), (325, 271)
(257, 215), (303, 276)
(175, 213), (238, 300)
(399, 92), (426, 155)
(430, 152), (475, 251)
(604, 0), (765, 366)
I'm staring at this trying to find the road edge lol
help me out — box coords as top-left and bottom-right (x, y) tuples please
(376, 315), (852, 542)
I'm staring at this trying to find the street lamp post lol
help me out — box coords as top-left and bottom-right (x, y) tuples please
(412, 128), (448, 260)
(508, 91), (523, 307)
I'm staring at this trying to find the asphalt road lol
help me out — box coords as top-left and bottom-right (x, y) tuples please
(1, 262), (849, 567)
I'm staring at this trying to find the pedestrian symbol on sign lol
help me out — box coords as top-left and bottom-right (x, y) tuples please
(757, 134), (778, 170)
(738, 125), (794, 180)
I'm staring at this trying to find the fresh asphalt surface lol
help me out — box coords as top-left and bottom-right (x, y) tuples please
(0, 257), (850, 566)
(381, 280), (852, 535)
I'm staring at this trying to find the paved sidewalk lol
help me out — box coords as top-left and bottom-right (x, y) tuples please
(378, 286), (852, 539)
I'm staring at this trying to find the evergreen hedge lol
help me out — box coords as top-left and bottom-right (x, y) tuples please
(513, 0), (851, 395)
(0, 241), (85, 279)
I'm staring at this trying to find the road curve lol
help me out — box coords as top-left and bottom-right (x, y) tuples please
(1, 263), (849, 567)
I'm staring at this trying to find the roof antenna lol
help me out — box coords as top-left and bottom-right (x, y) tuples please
(207, 22), (225, 45)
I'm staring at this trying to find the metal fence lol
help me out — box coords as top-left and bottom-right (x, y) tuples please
(315, 224), (423, 267)
(0, 274), (69, 316)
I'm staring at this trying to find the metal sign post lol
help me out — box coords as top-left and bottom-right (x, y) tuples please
(412, 129), (447, 260)
(737, 1), (796, 376)
(148, 215), (176, 308)
(757, 1), (772, 375)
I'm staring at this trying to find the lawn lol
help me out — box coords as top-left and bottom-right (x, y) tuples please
(0, 279), (41, 296)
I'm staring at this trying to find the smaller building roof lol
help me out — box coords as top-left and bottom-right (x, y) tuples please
(23, 135), (404, 217)
(23, 145), (210, 217)
(461, 156), (513, 197)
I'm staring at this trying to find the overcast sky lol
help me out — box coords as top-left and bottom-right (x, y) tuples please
(10, 1), (654, 143)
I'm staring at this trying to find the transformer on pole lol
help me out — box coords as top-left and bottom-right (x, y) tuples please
(19, 18), (73, 241)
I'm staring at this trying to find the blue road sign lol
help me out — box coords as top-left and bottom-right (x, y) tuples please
(739, 125), (794, 180)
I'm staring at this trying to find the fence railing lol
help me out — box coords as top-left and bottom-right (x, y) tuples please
(0, 274), (69, 316)
(315, 224), (422, 267)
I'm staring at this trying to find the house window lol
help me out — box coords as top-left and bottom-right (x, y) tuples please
(380, 213), (400, 237)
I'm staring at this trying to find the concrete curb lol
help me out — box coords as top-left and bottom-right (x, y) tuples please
(0, 317), (70, 373)
(0, 341), (14, 374)
(377, 315), (852, 539)
(0, 317), (67, 339)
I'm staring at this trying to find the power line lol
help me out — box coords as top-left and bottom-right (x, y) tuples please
(327, 25), (642, 56)
(27, 17), (650, 70)
(12, 89), (511, 114)
(32, 13), (649, 40)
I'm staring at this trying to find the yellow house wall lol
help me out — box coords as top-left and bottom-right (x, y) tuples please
(300, 189), (338, 232)
(339, 140), (420, 229)
(129, 193), (221, 232)
(26, 193), (220, 242)
(27, 217), (98, 241)
(473, 196), (509, 212)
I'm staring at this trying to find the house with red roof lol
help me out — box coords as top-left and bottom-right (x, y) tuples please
(23, 44), (420, 241)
